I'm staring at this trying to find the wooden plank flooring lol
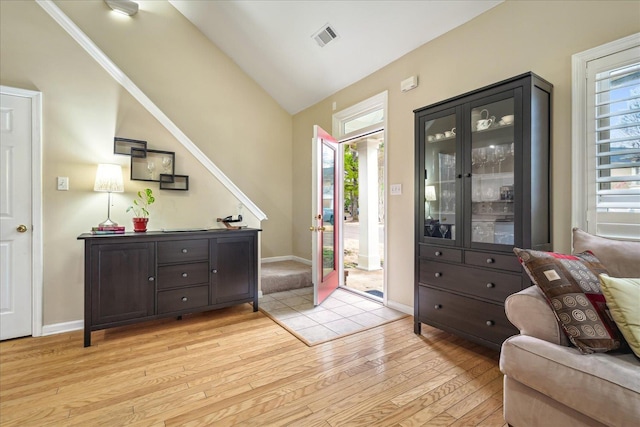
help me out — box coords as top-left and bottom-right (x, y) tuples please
(0, 304), (507, 426)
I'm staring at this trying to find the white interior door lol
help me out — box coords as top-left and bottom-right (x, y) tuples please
(1, 90), (34, 340)
(312, 125), (341, 305)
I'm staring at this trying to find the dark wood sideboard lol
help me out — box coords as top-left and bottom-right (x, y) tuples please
(78, 228), (260, 346)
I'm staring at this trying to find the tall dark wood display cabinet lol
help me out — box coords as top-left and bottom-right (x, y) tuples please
(414, 73), (552, 350)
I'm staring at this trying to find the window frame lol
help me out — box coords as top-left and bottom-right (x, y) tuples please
(571, 33), (640, 240)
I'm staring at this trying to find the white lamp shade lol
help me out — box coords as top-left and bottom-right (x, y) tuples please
(94, 164), (124, 192)
(425, 185), (437, 202)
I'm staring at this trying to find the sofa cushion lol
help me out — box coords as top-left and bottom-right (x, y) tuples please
(599, 275), (640, 358)
(573, 228), (640, 278)
(500, 335), (640, 427)
(513, 248), (624, 354)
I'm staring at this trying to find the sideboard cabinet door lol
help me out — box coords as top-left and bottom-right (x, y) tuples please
(210, 235), (256, 304)
(90, 242), (155, 326)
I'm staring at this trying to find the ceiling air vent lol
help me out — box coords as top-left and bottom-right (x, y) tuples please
(313, 24), (339, 47)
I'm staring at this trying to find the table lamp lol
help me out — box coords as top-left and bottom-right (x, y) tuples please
(94, 164), (124, 227)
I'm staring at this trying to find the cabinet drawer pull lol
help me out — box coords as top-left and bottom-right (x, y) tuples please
(486, 258), (495, 264)
(434, 251), (442, 257)
(486, 320), (495, 326)
(182, 273), (188, 278)
(211, 269), (218, 274)
(434, 304), (442, 310)
(486, 282), (495, 288)
(182, 297), (188, 302)
(181, 248), (188, 253)
(434, 272), (442, 278)
(148, 276), (155, 282)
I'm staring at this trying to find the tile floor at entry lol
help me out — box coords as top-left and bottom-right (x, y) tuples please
(259, 287), (406, 343)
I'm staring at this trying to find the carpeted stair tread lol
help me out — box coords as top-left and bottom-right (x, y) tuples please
(261, 260), (312, 294)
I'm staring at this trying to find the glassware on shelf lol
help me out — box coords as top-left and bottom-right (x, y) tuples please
(147, 161), (156, 180)
(162, 157), (172, 174)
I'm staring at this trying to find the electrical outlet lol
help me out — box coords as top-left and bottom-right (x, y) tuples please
(57, 176), (69, 191)
(390, 184), (402, 195)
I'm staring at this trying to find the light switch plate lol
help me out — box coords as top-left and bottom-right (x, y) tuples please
(57, 176), (69, 191)
(390, 184), (402, 195)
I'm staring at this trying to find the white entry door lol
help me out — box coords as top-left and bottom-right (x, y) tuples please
(0, 89), (36, 340)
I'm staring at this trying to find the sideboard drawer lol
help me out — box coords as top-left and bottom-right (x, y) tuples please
(157, 262), (209, 290)
(419, 244), (462, 263)
(418, 286), (516, 344)
(419, 260), (522, 302)
(157, 285), (209, 314)
(157, 239), (209, 264)
(465, 250), (521, 272)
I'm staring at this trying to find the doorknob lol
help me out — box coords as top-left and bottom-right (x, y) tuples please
(309, 226), (316, 231)
(17, 225), (28, 233)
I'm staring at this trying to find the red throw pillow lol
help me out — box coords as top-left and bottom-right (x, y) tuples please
(513, 248), (625, 354)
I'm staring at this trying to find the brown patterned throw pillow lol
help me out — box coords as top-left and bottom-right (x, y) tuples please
(513, 248), (624, 354)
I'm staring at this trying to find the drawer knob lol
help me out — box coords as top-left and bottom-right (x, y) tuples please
(486, 258), (495, 264)
(182, 297), (188, 302)
(211, 269), (218, 274)
(486, 320), (495, 326)
(486, 282), (495, 288)
(182, 248), (188, 253)
(148, 276), (155, 282)
(434, 251), (442, 257)
(182, 273), (188, 278)
(434, 272), (442, 278)
(434, 304), (442, 310)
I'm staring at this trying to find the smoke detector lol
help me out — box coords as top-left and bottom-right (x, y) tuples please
(312, 24), (339, 47)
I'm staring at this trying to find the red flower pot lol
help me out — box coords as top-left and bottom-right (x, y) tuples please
(132, 217), (148, 232)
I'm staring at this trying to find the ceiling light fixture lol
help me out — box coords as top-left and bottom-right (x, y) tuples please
(104, 0), (138, 16)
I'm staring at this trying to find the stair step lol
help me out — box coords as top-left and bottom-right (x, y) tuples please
(261, 260), (312, 295)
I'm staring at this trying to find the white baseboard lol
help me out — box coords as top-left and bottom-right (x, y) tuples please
(42, 320), (83, 336)
(262, 255), (311, 265)
(386, 300), (413, 316)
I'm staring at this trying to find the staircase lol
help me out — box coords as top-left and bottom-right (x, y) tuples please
(261, 260), (312, 294)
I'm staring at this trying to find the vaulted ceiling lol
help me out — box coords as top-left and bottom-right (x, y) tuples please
(169, 0), (503, 114)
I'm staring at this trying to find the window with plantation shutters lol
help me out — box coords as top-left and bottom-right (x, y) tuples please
(573, 34), (640, 240)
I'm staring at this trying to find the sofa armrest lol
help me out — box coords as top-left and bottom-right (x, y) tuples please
(505, 285), (570, 346)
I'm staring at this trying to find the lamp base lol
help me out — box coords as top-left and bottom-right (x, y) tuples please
(99, 218), (118, 227)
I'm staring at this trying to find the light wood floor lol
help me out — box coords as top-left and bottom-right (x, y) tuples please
(0, 304), (506, 426)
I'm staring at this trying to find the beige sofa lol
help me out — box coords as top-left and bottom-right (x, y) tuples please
(499, 229), (640, 427)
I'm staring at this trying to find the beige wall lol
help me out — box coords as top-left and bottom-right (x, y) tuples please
(1, 0), (292, 325)
(292, 0), (640, 308)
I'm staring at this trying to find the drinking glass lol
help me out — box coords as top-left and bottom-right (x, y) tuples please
(147, 161), (156, 180)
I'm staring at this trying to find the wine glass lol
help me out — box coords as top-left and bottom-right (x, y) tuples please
(439, 224), (449, 239)
(162, 157), (172, 174)
(496, 145), (506, 173)
(147, 161), (156, 180)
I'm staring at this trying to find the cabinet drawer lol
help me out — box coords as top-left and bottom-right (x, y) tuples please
(419, 245), (462, 263)
(465, 250), (521, 272)
(417, 286), (516, 344)
(419, 260), (522, 302)
(157, 239), (209, 264)
(157, 285), (209, 314)
(157, 262), (209, 290)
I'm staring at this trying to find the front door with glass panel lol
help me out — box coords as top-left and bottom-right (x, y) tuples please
(312, 126), (340, 305)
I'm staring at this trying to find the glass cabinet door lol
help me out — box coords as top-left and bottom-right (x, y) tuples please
(423, 113), (458, 241)
(470, 98), (515, 246)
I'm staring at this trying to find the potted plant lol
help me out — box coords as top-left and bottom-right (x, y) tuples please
(126, 188), (155, 232)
